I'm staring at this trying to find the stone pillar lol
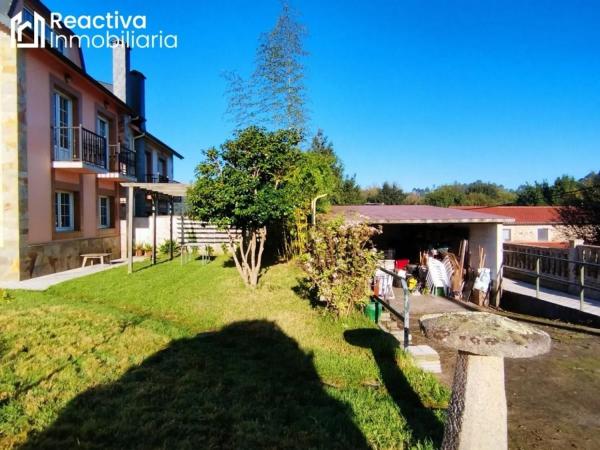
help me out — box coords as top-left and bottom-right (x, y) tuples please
(443, 353), (507, 450)
(567, 239), (584, 297)
(0, 29), (28, 281)
(419, 312), (551, 450)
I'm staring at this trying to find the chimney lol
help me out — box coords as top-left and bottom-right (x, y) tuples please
(129, 70), (146, 130)
(112, 40), (130, 103)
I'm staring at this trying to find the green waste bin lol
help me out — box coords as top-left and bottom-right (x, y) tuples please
(364, 300), (382, 323)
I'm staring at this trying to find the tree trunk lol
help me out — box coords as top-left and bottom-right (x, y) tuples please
(227, 227), (267, 287)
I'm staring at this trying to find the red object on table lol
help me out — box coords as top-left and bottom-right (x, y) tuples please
(395, 259), (409, 270)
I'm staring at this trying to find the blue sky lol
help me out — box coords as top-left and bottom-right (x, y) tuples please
(49, 0), (600, 190)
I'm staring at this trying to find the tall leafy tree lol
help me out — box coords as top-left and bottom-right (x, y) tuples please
(335, 175), (363, 205)
(187, 127), (302, 287)
(515, 181), (554, 205)
(559, 172), (600, 244)
(425, 184), (467, 207)
(424, 181), (515, 206)
(516, 175), (584, 206)
(288, 130), (342, 206)
(225, 2), (309, 132)
(366, 182), (407, 204)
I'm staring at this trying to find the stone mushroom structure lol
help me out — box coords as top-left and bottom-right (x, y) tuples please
(419, 312), (551, 450)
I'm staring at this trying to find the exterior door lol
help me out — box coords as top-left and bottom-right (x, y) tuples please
(159, 157), (167, 179)
(53, 91), (73, 160)
(145, 151), (153, 181)
(96, 116), (109, 168)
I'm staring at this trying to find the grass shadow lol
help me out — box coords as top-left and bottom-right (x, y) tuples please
(344, 328), (445, 446)
(22, 321), (370, 450)
(221, 256), (236, 268)
(292, 277), (328, 309)
(131, 257), (172, 273)
(219, 254), (277, 281)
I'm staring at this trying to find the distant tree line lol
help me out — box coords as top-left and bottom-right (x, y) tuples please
(341, 173), (599, 208)
(340, 173), (600, 245)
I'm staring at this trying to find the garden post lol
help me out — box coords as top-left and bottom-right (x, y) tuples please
(169, 197), (174, 261)
(127, 186), (134, 274)
(152, 193), (157, 265)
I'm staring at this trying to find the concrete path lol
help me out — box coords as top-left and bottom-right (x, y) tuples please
(0, 260), (128, 291)
(377, 290), (474, 374)
(503, 278), (600, 317)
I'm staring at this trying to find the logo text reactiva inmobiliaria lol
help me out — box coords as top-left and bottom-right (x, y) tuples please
(10, 9), (178, 49)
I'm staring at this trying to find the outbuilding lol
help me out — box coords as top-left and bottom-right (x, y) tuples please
(329, 205), (514, 302)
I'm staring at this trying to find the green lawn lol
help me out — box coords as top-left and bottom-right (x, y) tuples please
(0, 256), (449, 449)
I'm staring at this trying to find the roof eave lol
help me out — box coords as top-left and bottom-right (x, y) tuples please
(144, 132), (184, 159)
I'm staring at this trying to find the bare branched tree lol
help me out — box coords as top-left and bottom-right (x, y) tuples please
(224, 2), (309, 133)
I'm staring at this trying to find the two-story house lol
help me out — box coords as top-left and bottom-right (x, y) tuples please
(0, 0), (182, 281)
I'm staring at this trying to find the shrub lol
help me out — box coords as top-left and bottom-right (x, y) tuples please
(158, 239), (180, 255)
(301, 219), (380, 316)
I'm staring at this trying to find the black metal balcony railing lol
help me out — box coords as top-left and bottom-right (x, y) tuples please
(52, 126), (107, 169)
(109, 143), (136, 178)
(145, 173), (170, 183)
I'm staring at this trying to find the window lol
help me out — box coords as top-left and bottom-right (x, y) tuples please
(145, 151), (153, 179)
(537, 228), (549, 241)
(52, 91), (73, 160)
(503, 228), (512, 242)
(96, 117), (109, 141)
(98, 196), (111, 228)
(159, 158), (167, 177)
(55, 191), (74, 231)
(23, 8), (66, 54)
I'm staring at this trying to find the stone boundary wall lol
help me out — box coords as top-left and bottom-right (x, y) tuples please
(22, 236), (121, 279)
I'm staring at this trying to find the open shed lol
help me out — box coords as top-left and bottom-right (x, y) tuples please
(329, 205), (514, 293)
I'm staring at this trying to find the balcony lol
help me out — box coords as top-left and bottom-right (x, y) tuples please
(98, 143), (137, 181)
(145, 173), (171, 183)
(52, 126), (108, 174)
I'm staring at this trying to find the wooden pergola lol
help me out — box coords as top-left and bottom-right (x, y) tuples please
(121, 182), (190, 274)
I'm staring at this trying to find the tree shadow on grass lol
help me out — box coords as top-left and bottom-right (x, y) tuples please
(344, 329), (445, 447)
(292, 277), (328, 309)
(22, 321), (369, 450)
(221, 256), (236, 268)
(131, 257), (171, 273)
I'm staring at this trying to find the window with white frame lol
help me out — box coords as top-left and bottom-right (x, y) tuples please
(52, 90), (73, 160)
(537, 228), (549, 241)
(503, 228), (512, 241)
(98, 196), (111, 228)
(55, 191), (74, 231)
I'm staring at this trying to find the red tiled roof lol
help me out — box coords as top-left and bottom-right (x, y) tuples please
(329, 205), (514, 224)
(508, 241), (570, 248)
(452, 206), (563, 225)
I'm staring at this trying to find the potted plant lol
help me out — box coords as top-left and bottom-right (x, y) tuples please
(135, 243), (144, 257)
(143, 243), (153, 257)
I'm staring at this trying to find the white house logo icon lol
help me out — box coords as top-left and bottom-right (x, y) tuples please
(10, 10), (46, 48)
